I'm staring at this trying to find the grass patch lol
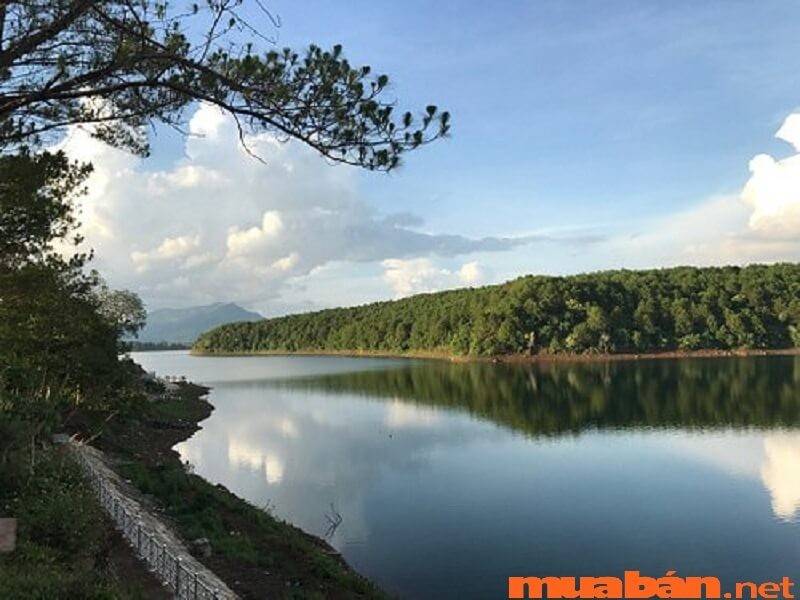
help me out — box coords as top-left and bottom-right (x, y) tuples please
(117, 458), (386, 598)
(0, 445), (150, 599)
(148, 384), (211, 422)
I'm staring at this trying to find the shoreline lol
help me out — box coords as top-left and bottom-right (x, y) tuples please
(92, 379), (387, 599)
(124, 344), (800, 597)
(190, 346), (800, 364)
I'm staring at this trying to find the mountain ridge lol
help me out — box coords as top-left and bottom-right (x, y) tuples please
(137, 302), (262, 343)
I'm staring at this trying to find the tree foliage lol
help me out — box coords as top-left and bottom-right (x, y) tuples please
(96, 285), (147, 338)
(0, 0), (449, 169)
(0, 150), (90, 267)
(0, 152), (144, 459)
(0, 0), (447, 459)
(194, 264), (800, 356)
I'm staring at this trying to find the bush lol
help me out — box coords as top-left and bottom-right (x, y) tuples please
(0, 446), (143, 599)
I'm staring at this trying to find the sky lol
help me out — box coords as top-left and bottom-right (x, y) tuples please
(57, 1), (800, 315)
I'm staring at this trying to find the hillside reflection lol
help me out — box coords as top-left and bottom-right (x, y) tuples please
(266, 356), (800, 435)
(148, 352), (800, 596)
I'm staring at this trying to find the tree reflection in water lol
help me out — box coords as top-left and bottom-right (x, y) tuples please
(268, 356), (800, 436)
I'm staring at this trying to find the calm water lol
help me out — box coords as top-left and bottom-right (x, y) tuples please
(132, 351), (800, 599)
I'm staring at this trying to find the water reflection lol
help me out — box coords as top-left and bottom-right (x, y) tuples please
(269, 356), (800, 434)
(259, 356), (800, 524)
(227, 439), (285, 484)
(132, 353), (800, 599)
(761, 432), (800, 520)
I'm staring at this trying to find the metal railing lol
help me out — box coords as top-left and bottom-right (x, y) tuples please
(74, 450), (229, 599)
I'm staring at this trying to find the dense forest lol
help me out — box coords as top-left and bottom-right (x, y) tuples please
(195, 264), (800, 357)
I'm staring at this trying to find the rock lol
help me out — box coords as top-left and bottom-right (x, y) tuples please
(0, 518), (17, 553)
(51, 433), (70, 444)
(190, 537), (212, 558)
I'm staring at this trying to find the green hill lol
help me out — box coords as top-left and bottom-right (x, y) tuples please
(193, 264), (800, 357)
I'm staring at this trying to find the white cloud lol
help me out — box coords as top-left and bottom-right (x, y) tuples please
(131, 234), (203, 272)
(382, 258), (488, 297)
(56, 103), (800, 314)
(55, 104), (529, 311)
(271, 252), (300, 272)
(188, 103), (228, 139)
(706, 112), (800, 248)
(371, 111), (800, 290)
(382, 258), (448, 296)
(593, 111), (800, 269)
(776, 113), (800, 152)
(226, 211), (285, 258)
(457, 261), (484, 285)
(742, 133), (800, 236)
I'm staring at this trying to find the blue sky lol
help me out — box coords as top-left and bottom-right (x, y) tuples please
(266, 1), (799, 223)
(61, 1), (800, 314)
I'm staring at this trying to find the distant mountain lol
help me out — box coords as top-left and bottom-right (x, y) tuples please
(137, 302), (262, 344)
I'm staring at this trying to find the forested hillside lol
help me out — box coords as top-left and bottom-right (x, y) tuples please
(194, 264), (800, 357)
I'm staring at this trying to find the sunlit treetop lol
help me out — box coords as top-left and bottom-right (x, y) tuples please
(0, 0), (450, 170)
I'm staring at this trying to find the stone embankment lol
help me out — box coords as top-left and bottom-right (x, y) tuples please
(69, 440), (238, 600)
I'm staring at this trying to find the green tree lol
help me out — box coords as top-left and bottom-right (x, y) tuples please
(0, 0), (452, 446)
(0, 153), (127, 459)
(0, 150), (90, 267)
(96, 286), (147, 339)
(0, 1), (449, 169)
(195, 264), (800, 357)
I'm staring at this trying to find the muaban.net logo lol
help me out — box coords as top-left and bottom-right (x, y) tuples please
(508, 571), (796, 599)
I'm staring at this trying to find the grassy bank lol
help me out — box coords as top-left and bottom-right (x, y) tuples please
(93, 382), (387, 600)
(0, 443), (167, 599)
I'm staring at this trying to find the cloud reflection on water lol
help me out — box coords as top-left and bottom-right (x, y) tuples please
(150, 353), (800, 598)
(761, 433), (800, 521)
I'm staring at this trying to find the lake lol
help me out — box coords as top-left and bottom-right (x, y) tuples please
(132, 351), (800, 599)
